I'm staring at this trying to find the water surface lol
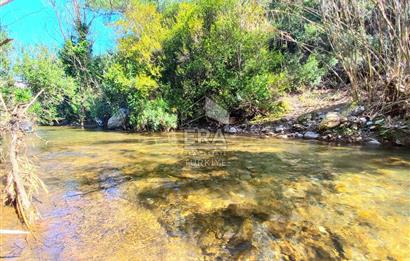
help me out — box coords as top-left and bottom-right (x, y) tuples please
(1, 127), (409, 260)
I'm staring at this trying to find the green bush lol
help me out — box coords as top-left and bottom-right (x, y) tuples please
(159, 0), (285, 121)
(16, 47), (77, 125)
(269, 0), (337, 90)
(130, 98), (177, 131)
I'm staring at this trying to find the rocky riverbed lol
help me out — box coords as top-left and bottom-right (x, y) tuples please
(219, 105), (410, 147)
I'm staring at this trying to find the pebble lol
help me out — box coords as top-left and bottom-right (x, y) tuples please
(275, 125), (286, 133)
(304, 131), (320, 139)
(366, 139), (381, 146)
(359, 117), (367, 124)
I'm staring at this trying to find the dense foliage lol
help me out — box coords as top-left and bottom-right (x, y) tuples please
(1, 0), (408, 130)
(14, 48), (77, 124)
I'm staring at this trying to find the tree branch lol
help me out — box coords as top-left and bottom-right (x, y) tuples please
(22, 89), (44, 113)
(0, 0), (13, 7)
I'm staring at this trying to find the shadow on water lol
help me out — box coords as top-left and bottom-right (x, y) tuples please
(68, 146), (409, 246)
(124, 150), (365, 259)
(110, 144), (407, 259)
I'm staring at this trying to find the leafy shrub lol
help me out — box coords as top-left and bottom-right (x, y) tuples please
(130, 98), (177, 131)
(16, 47), (77, 124)
(269, 0), (337, 90)
(158, 0), (285, 121)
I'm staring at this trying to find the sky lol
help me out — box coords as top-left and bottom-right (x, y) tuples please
(0, 0), (116, 55)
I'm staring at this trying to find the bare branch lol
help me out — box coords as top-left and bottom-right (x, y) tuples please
(23, 89), (44, 114)
(0, 92), (9, 113)
(0, 0), (13, 7)
(0, 38), (13, 47)
(48, 0), (67, 40)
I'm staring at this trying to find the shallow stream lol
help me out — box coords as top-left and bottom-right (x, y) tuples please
(1, 127), (409, 260)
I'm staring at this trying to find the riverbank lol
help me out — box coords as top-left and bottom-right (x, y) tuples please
(205, 89), (409, 147)
(57, 89), (409, 148)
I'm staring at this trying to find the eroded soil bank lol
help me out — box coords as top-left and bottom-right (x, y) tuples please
(1, 127), (410, 260)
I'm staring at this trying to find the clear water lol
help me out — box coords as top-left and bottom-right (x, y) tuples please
(1, 127), (409, 260)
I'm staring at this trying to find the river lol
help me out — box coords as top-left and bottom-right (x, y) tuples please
(1, 127), (409, 260)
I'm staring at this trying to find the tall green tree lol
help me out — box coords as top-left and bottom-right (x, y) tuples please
(59, 0), (101, 127)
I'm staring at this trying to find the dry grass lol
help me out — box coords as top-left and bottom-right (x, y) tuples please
(251, 88), (351, 124)
(321, 0), (410, 115)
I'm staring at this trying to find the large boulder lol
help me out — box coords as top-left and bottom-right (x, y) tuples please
(107, 108), (128, 130)
(319, 112), (341, 129)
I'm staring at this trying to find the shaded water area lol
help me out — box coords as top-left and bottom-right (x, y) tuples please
(1, 127), (410, 260)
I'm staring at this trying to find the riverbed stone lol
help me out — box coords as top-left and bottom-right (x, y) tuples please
(275, 125), (286, 133)
(224, 125), (239, 134)
(304, 131), (320, 139)
(319, 112), (341, 129)
(366, 138), (381, 146)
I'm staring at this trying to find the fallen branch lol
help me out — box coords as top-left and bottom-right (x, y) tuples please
(1, 89), (47, 227)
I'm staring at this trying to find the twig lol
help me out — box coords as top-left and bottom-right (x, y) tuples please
(22, 89), (44, 114)
(0, 0), (13, 7)
(0, 92), (9, 113)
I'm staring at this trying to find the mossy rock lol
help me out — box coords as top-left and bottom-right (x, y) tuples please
(319, 112), (341, 129)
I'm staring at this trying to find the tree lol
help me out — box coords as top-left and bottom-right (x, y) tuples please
(17, 47), (77, 124)
(1, 0), (47, 227)
(57, 0), (101, 127)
